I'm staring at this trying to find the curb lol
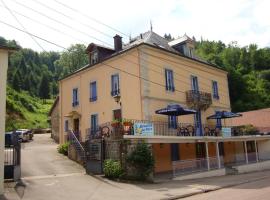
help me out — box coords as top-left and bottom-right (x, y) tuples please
(163, 174), (270, 200)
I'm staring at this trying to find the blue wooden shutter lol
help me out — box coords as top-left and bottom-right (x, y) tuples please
(171, 144), (179, 161)
(165, 69), (169, 90)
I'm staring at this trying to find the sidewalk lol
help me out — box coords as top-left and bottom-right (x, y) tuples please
(4, 170), (270, 200)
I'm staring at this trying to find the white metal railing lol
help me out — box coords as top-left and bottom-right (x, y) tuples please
(172, 156), (224, 177)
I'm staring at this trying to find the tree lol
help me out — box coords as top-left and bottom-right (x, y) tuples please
(12, 72), (21, 92)
(55, 44), (88, 74)
(39, 75), (50, 100)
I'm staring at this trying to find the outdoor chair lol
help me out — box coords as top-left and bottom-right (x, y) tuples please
(204, 127), (210, 136)
(177, 127), (186, 136)
(187, 125), (195, 136)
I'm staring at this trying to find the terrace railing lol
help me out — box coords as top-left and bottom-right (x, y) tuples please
(85, 119), (260, 139)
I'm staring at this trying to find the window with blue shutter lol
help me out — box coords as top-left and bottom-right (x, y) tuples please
(168, 115), (177, 129)
(165, 69), (175, 91)
(191, 76), (199, 92)
(90, 114), (98, 134)
(111, 74), (120, 96)
(212, 81), (219, 99)
(64, 120), (69, 132)
(72, 88), (79, 107)
(90, 81), (97, 102)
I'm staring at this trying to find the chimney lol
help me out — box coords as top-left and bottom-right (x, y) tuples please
(113, 34), (122, 52)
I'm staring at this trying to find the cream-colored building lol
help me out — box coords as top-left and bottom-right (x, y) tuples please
(0, 46), (16, 195)
(59, 31), (270, 176)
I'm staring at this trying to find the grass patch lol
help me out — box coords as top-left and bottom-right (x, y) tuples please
(5, 86), (54, 131)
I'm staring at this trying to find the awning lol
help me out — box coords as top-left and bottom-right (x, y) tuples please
(64, 111), (81, 118)
(207, 111), (242, 119)
(155, 104), (197, 116)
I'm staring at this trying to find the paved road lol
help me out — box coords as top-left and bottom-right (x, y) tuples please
(4, 134), (270, 200)
(21, 134), (84, 178)
(184, 176), (270, 200)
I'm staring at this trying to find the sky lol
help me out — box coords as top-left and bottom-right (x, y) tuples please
(0, 0), (269, 52)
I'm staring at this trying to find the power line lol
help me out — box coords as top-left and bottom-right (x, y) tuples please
(10, 0), (230, 95)
(1, 0), (45, 51)
(0, 5), (89, 44)
(1, 20), (230, 108)
(31, 0), (113, 39)
(53, 0), (129, 38)
(0, 20), (68, 50)
(11, 0), (112, 47)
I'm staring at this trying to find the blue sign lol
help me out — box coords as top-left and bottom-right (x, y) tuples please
(222, 127), (232, 137)
(133, 123), (154, 136)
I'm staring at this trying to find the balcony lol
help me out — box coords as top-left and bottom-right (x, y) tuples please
(186, 90), (212, 110)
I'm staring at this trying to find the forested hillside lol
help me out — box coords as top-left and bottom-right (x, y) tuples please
(1, 36), (88, 130)
(195, 40), (270, 112)
(2, 35), (270, 130)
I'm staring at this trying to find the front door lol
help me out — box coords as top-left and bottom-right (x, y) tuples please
(73, 118), (80, 139)
(113, 109), (122, 120)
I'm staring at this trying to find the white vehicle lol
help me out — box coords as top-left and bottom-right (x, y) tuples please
(15, 129), (30, 142)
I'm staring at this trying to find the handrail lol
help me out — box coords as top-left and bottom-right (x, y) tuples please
(68, 130), (85, 154)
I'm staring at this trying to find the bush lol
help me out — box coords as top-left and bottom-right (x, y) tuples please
(58, 142), (70, 156)
(239, 124), (259, 135)
(103, 159), (123, 179)
(126, 142), (154, 181)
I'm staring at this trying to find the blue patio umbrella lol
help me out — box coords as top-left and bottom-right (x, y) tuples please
(207, 111), (242, 119)
(207, 111), (242, 127)
(155, 104), (197, 116)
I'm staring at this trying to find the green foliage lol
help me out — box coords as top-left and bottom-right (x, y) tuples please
(58, 142), (70, 156)
(126, 142), (154, 180)
(5, 86), (53, 131)
(39, 75), (50, 99)
(238, 124), (259, 135)
(103, 159), (123, 179)
(195, 40), (270, 112)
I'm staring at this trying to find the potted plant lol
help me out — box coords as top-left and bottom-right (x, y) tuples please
(111, 119), (121, 128)
(122, 119), (133, 134)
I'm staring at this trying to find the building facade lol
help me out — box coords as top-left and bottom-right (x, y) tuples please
(0, 46), (16, 195)
(59, 32), (270, 177)
(48, 96), (60, 143)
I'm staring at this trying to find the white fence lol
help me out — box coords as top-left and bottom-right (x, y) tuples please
(172, 156), (224, 176)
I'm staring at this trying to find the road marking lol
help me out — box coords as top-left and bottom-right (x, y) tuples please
(22, 172), (85, 180)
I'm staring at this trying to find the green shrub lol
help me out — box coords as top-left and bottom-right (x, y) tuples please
(239, 124), (259, 135)
(103, 159), (123, 179)
(126, 142), (154, 181)
(58, 142), (70, 156)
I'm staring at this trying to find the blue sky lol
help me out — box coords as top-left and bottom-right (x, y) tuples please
(0, 0), (269, 51)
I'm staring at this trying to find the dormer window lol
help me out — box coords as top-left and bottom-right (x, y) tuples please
(90, 51), (98, 64)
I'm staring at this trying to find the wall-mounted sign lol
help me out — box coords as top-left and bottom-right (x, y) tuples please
(133, 123), (154, 136)
(222, 127), (232, 137)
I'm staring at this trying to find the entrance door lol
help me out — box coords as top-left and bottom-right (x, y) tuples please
(113, 109), (122, 120)
(73, 118), (80, 139)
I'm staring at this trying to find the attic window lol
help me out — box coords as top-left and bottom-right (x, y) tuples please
(90, 51), (98, 64)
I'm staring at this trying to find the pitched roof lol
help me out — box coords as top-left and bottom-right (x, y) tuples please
(60, 31), (226, 81)
(168, 34), (194, 46)
(231, 108), (270, 133)
(124, 31), (178, 53)
(0, 45), (18, 51)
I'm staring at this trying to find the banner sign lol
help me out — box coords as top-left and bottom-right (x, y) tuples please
(133, 123), (154, 136)
(222, 127), (232, 137)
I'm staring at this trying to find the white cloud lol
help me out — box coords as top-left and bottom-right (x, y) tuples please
(0, 0), (269, 51)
